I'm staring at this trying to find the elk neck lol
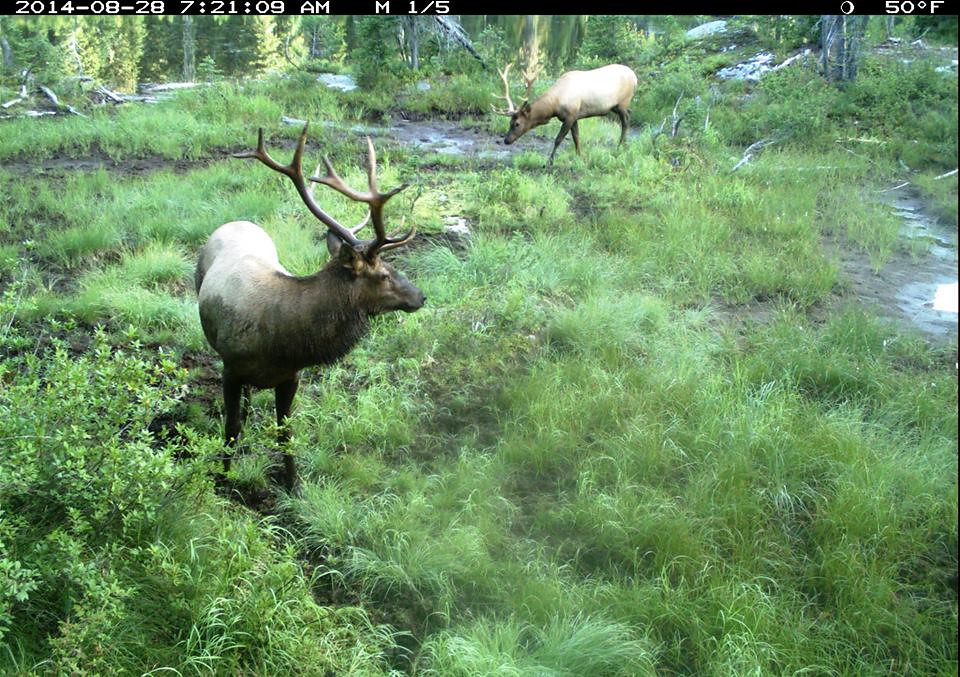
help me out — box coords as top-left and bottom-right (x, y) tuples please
(264, 264), (372, 369)
(528, 91), (562, 126)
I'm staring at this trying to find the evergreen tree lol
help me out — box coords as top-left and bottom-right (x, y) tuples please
(353, 17), (400, 87)
(247, 17), (282, 76)
(302, 16), (346, 64)
(0, 17), (73, 85)
(138, 17), (179, 83)
(76, 17), (145, 91)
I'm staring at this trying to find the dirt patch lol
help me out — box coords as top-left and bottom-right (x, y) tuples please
(711, 189), (957, 347)
(3, 149), (213, 176)
(1, 119), (555, 176)
(825, 189), (957, 344)
(1, 143), (214, 175)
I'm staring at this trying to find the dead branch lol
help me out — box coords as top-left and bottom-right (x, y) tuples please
(432, 16), (487, 69)
(933, 168), (958, 180)
(772, 48), (812, 72)
(730, 137), (784, 173)
(92, 85), (126, 104)
(651, 117), (668, 144)
(4, 71), (31, 108)
(878, 181), (911, 193)
(38, 85), (87, 117)
(670, 92), (684, 138)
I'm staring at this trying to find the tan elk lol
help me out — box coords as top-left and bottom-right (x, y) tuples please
(493, 62), (638, 165)
(195, 124), (425, 491)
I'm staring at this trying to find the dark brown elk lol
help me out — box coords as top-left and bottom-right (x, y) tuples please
(493, 62), (638, 166)
(195, 124), (425, 491)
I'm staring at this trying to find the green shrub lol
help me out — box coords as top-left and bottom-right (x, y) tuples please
(0, 322), (397, 673)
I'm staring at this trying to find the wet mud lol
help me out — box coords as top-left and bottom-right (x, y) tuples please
(830, 190), (957, 344)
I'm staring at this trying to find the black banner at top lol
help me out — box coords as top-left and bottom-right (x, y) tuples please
(7, 2), (958, 15)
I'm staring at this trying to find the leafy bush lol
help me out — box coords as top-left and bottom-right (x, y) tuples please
(0, 317), (396, 673)
(475, 25), (511, 69)
(0, 325), (192, 657)
(711, 63), (843, 147)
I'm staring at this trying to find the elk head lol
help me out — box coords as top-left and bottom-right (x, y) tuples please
(492, 60), (543, 145)
(234, 125), (425, 315)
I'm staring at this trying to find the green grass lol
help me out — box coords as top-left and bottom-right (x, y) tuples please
(0, 76), (346, 162)
(1, 53), (956, 675)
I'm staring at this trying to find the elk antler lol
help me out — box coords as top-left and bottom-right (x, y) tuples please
(309, 136), (416, 256)
(521, 60), (542, 102)
(306, 162), (370, 235)
(234, 125), (415, 260)
(491, 62), (517, 116)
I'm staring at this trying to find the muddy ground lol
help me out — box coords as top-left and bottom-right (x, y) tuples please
(830, 190), (957, 344)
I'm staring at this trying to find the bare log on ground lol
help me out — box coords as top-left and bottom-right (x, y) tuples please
(38, 85), (87, 117)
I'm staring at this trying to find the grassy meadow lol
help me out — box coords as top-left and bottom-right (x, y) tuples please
(1, 42), (957, 675)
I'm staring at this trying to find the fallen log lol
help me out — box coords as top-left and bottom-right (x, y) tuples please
(38, 85), (87, 117)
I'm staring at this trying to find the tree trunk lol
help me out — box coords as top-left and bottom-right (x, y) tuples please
(432, 16), (486, 68)
(182, 16), (196, 82)
(820, 15), (837, 79)
(399, 17), (419, 70)
(820, 15), (867, 82)
(846, 16), (868, 81)
(0, 36), (12, 70)
(523, 15), (538, 64)
(837, 17), (847, 80)
(408, 17), (419, 71)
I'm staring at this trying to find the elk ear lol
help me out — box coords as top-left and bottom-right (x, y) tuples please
(520, 101), (532, 114)
(327, 230), (360, 259)
(335, 239), (366, 275)
(326, 230), (344, 258)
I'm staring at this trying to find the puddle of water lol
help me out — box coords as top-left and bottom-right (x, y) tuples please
(317, 73), (357, 92)
(933, 282), (958, 313)
(894, 200), (955, 254)
(393, 121), (513, 159)
(406, 130), (472, 155)
(888, 193), (958, 337)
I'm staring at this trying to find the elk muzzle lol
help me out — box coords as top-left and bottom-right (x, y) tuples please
(398, 279), (427, 312)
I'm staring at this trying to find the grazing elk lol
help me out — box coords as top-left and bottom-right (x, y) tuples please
(195, 124), (425, 491)
(493, 62), (638, 166)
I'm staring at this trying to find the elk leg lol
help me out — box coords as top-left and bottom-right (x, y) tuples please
(571, 120), (581, 155)
(274, 376), (300, 491)
(240, 384), (252, 424)
(615, 106), (629, 145)
(549, 118), (575, 165)
(222, 367), (244, 475)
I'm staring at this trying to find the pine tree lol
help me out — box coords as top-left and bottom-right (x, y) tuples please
(247, 17), (282, 76)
